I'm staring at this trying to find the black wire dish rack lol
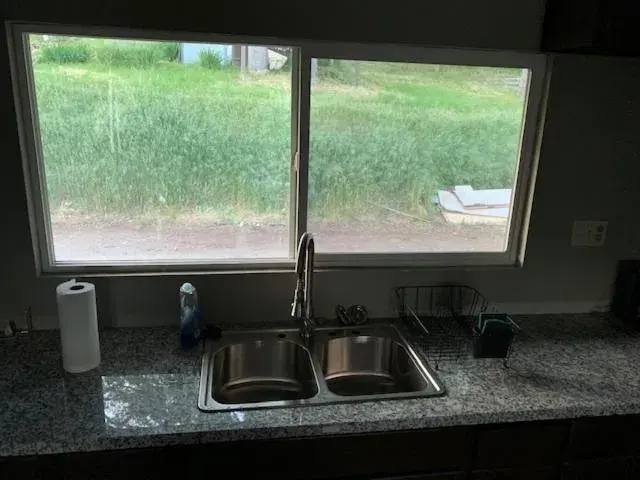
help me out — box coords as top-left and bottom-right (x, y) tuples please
(395, 285), (519, 369)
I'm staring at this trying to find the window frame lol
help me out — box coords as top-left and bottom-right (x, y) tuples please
(302, 45), (547, 269)
(7, 21), (547, 275)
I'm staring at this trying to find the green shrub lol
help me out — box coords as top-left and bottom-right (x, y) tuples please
(160, 42), (179, 62)
(39, 43), (90, 64)
(199, 49), (224, 69)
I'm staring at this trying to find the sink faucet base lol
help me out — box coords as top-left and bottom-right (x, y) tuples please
(291, 232), (315, 340)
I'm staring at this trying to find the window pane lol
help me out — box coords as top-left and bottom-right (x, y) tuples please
(28, 34), (292, 262)
(308, 59), (528, 254)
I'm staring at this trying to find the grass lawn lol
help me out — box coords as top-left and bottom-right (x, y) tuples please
(309, 61), (525, 219)
(31, 42), (525, 223)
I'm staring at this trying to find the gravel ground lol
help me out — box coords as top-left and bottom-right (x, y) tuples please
(50, 213), (507, 262)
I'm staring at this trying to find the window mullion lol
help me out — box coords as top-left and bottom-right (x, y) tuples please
(12, 29), (54, 273)
(292, 49), (312, 255)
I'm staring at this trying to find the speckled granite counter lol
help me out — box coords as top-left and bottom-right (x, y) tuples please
(2, 314), (640, 458)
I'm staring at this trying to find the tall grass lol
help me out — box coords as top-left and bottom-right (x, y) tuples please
(309, 70), (523, 218)
(38, 38), (178, 67)
(31, 47), (524, 222)
(92, 41), (178, 67)
(34, 63), (290, 218)
(39, 42), (91, 63)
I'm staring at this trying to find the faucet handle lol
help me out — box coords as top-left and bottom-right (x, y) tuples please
(336, 304), (369, 325)
(348, 305), (369, 325)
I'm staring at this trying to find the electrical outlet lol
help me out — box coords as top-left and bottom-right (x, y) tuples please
(571, 220), (608, 247)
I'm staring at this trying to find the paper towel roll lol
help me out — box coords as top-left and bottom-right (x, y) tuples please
(56, 280), (100, 373)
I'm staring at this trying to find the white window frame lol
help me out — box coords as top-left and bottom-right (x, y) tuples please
(303, 45), (547, 269)
(7, 21), (547, 276)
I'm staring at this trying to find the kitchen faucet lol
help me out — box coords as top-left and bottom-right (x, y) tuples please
(291, 232), (315, 340)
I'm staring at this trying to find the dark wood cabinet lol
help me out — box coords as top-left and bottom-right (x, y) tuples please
(0, 455), (41, 480)
(471, 467), (557, 480)
(563, 457), (636, 480)
(569, 415), (640, 460)
(6, 415), (640, 479)
(543, 0), (640, 56)
(0, 428), (472, 479)
(167, 427), (472, 479)
(563, 416), (640, 480)
(36, 448), (165, 480)
(379, 474), (465, 480)
(475, 422), (569, 470)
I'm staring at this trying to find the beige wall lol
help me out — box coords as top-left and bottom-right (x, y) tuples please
(3, 1), (640, 328)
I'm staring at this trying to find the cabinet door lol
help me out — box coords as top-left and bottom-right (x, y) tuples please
(563, 458), (633, 480)
(475, 422), (569, 470)
(166, 427), (472, 478)
(472, 467), (557, 479)
(569, 415), (640, 461)
(0, 456), (41, 480)
(379, 474), (465, 480)
(38, 448), (166, 480)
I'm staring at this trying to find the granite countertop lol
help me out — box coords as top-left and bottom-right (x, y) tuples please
(2, 314), (640, 458)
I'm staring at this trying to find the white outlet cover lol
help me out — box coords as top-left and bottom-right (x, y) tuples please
(571, 220), (608, 247)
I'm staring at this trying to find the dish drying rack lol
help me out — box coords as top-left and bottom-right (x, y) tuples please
(396, 285), (517, 369)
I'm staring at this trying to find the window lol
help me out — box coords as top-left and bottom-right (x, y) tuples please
(14, 31), (294, 266)
(8, 24), (546, 274)
(309, 59), (527, 255)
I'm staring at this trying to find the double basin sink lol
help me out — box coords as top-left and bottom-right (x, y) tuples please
(198, 324), (445, 411)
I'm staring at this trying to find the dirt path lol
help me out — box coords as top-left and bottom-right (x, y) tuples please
(50, 213), (506, 262)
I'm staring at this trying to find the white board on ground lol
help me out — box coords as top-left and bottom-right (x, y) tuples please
(437, 190), (508, 225)
(453, 185), (511, 209)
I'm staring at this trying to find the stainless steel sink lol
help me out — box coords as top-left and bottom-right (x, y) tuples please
(315, 329), (441, 397)
(199, 330), (318, 411)
(198, 324), (445, 412)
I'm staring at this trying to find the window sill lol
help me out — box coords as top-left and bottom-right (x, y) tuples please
(38, 255), (523, 278)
